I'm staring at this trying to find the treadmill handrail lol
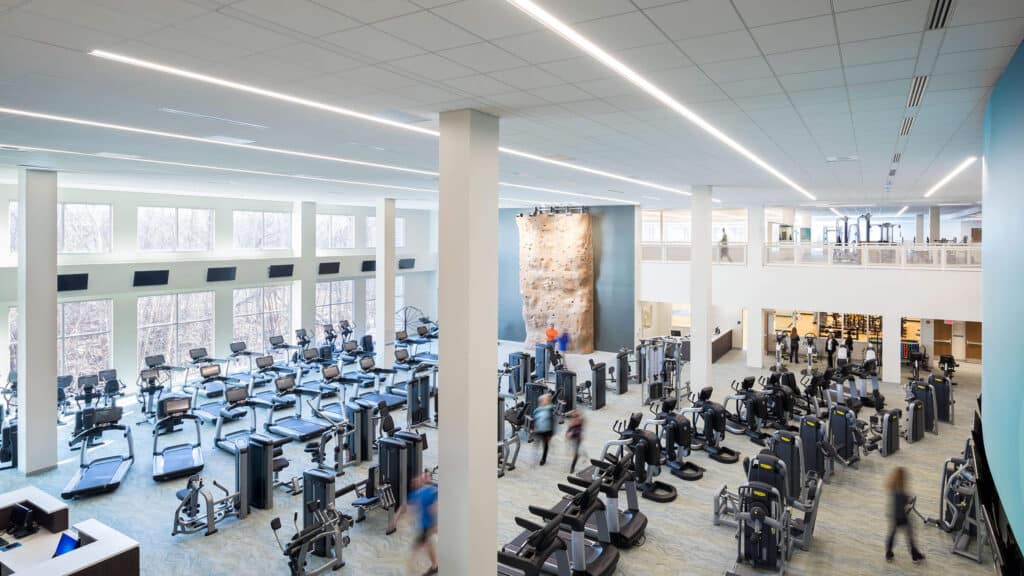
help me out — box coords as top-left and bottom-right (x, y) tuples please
(153, 413), (202, 456)
(77, 424), (134, 469)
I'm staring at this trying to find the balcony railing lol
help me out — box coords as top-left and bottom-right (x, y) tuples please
(640, 243), (747, 265)
(765, 242), (981, 270)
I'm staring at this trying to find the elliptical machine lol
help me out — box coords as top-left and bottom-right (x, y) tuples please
(723, 377), (770, 445)
(643, 399), (704, 481)
(612, 413), (677, 503)
(682, 387), (740, 464)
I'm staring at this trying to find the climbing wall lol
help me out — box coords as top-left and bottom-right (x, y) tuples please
(516, 212), (594, 353)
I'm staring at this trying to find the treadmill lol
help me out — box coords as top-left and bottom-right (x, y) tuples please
(314, 364), (362, 423)
(390, 348), (423, 395)
(250, 355), (296, 410)
(214, 385), (260, 455)
(264, 374), (330, 442)
(268, 334), (300, 366)
(62, 406), (134, 499)
(226, 341), (258, 385)
(191, 364), (245, 424)
(152, 395), (204, 482)
(411, 325), (439, 364)
(351, 356), (406, 410)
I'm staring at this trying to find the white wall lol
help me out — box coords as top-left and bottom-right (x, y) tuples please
(0, 183), (438, 381)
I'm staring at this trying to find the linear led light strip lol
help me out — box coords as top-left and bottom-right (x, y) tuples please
(0, 143), (435, 193)
(90, 50), (688, 197)
(896, 206), (909, 217)
(0, 142), (621, 205)
(923, 156), (977, 198)
(503, 0), (816, 202)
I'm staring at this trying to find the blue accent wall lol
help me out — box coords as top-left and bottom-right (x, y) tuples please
(498, 206), (636, 352)
(982, 41), (1024, 540)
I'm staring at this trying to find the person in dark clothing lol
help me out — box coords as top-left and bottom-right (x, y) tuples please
(789, 327), (800, 363)
(845, 333), (855, 363)
(886, 467), (925, 563)
(566, 409), (584, 473)
(826, 332), (838, 368)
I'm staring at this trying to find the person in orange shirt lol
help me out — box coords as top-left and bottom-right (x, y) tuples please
(545, 324), (558, 344)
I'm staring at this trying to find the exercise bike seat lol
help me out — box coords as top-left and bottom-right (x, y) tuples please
(175, 488), (192, 501)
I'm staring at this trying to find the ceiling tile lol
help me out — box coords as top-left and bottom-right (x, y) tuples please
(846, 78), (911, 100)
(334, 65), (420, 90)
(430, 0), (540, 40)
(735, 93), (794, 111)
(558, 98), (622, 116)
(529, 84), (594, 103)
(834, 0), (904, 11)
(932, 46), (1017, 74)
(720, 77), (784, 98)
(677, 30), (761, 64)
(175, 10), (295, 52)
(489, 65), (564, 90)
(322, 25), (425, 61)
(836, 0), (930, 43)
(927, 68), (1004, 91)
(654, 66), (714, 91)
(751, 15), (837, 54)
(444, 73), (513, 96)
(733, 0), (832, 27)
(540, 57), (615, 83)
(767, 45), (842, 75)
(312, 0), (420, 23)
(571, 76), (640, 98)
(844, 58), (916, 84)
(20, 0), (168, 36)
(390, 53), (476, 80)
(493, 30), (584, 64)
(437, 42), (526, 73)
(645, 0), (743, 40)
(940, 18), (1024, 54)
(789, 85), (849, 106)
(777, 67), (847, 91)
(614, 43), (692, 72)
(228, 0), (359, 36)
(488, 90), (549, 108)
(840, 32), (921, 66)
(532, 0), (637, 23)
(702, 56), (774, 83)
(949, 0), (1024, 26)
(575, 12), (665, 51)
(373, 10), (480, 51)
(255, 42), (363, 74)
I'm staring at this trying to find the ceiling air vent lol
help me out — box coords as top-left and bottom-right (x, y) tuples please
(892, 152), (902, 164)
(927, 0), (955, 30)
(899, 116), (916, 136)
(907, 75), (929, 107)
(889, 169), (898, 177)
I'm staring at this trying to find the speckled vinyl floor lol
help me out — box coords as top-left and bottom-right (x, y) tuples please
(0, 345), (992, 575)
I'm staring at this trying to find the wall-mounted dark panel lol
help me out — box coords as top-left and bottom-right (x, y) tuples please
(206, 267), (237, 282)
(398, 258), (415, 270)
(361, 260), (376, 272)
(318, 261), (340, 275)
(268, 264), (294, 278)
(57, 273), (88, 292)
(133, 270), (169, 287)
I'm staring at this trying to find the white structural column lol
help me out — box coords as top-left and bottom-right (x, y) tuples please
(690, 186), (713, 387)
(17, 168), (58, 474)
(437, 109), (498, 575)
(294, 201), (317, 335)
(915, 213), (925, 244)
(882, 314), (901, 384)
(929, 206), (941, 242)
(746, 205), (765, 368)
(633, 208), (643, 344)
(374, 198), (396, 369)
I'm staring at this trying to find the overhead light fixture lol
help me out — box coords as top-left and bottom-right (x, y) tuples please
(896, 206), (909, 216)
(0, 143), (437, 193)
(829, 208), (842, 217)
(500, 182), (638, 205)
(158, 107), (268, 129)
(503, 0), (816, 201)
(923, 156), (977, 198)
(0, 106), (438, 177)
(711, 198), (722, 204)
(90, 49), (687, 197)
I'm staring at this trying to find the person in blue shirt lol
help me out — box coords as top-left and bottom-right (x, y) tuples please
(394, 470), (438, 576)
(533, 393), (555, 466)
(556, 331), (570, 352)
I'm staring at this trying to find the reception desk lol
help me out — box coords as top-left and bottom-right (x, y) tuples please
(678, 329), (734, 364)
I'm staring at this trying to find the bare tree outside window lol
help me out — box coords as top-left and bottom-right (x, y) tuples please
(138, 207), (212, 251)
(365, 216), (406, 249)
(315, 280), (354, 342)
(233, 285), (292, 352)
(234, 210), (291, 250)
(316, 214), (355, 251)
(9, 202), (112, 255)
(137, 292), (214, 373)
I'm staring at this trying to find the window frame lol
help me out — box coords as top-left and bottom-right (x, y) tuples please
(137, 206), (214, 252)
(315, 213), (356, 250)
(136, 291), (215, 370)
(232, 210), (292, 251)
(232, 284), (293, 351)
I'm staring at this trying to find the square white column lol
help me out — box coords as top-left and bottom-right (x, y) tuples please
(882, 314), (902, 384)
(17, 168), (58, 475)
(915, 213), (924, 243)
(438, 109), (498, 575)
(293, 201), (316, 336)
(746, 205), (765, 368)
(374, 198), (395, 368)
(929, 206), (941, 242)
(690, 186), (712, 387)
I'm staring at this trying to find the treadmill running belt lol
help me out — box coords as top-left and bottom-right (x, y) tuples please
(76, 458), (124, 490)
(358, 392), (406, 410)
(277, 417), (327, 436)
(162, 445), (199, 473)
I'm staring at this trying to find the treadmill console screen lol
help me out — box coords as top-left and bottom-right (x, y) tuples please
(200, 364), (221, 379)
(77, 374), (99, 389)
(396, 330), (408, 341)
(339, 320), (351, 329)
(190, 348), (208, 360)
(395, 349), (409, 362)
(269, 335), (285, 347)
(359, 356), (375, 371)
(319, 346), (332, 361)
(90, 406), (123, 426)
(160, 396), (191, 416)
(417, 325), (429, 337)
(98, 369), (117, 382)
(322, 365), (340, 379)
(256, 355), (274, 370)
(276, 376), (295, 392)
(303, 349), (318, 362)
(296, 328), (308, 339)
(140, 369), (161, 381)
(343, 341), (358, 353)
(230, 342), (246, 353)
(145, 354), (166, 368)
(225, 385), (248, 404)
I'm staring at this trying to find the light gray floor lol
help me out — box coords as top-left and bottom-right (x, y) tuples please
(495, 342), (991, 576)
(0, 347), (990, 575)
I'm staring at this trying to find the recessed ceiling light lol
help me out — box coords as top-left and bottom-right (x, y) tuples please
(896, 206), (909, 216)
(90, 49), (689, 196)
(0, 143), (437, 194)
(825, 155), (859, 163)
(205, 135), (256, 145)
(923, 156), (977, 198)
(503, 0), (816, 201)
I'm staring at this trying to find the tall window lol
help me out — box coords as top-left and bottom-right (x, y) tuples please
(233, 210), (292, 250)
(641, 210), (661, 243)
(395, 275), (405, 315)
(138, 207), (213, 251)
(316, 214), (355, 250)
(59, 299), (113, 377)
(6, 308), (15, 374)
(315, 280), (354, 342)
(365, 278), (376, 334)
(365, 216), (406, 249)
(233, 285), (292, 351)
(662, 210), (690, 242)
(137, 292), (214, 370)
(8, 202), (112, 254)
